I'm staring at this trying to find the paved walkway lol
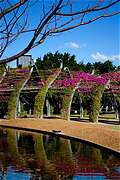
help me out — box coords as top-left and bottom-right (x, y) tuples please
(0, 118), (120, 153)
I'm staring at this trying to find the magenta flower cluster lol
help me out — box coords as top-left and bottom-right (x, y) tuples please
(16, 69), (30, 73)
(52, 71), (120, 94)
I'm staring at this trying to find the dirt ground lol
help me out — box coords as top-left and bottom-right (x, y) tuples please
(0, 118), (120, 153)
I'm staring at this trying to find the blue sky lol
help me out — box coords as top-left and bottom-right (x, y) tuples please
(2, 1), (120, 66)
(30, 13), (119, 65)
(29, 12), (119, 66)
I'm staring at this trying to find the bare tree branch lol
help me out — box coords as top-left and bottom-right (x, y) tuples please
(0, 0), (64, 64)
(0, 0), (119, 65)
(53, 11), (120, 33)
(56, 0), (119, 16)
(0, 0), (28, 19)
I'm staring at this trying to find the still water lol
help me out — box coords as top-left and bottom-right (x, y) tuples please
(0, 128), (120, 180)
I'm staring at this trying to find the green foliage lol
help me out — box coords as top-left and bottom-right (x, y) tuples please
(35, 51), (117, 74)
(0, 64), (5, 75)
(34, 135), (47, 162)
(0, 102), (7, 118)
(7, 80), (26, 119)
(115, 95), (120, 117)
(47, 90), (62, 114)
(34, 69), (60, 118)
(61, 88), (74, 120)
(88, 85), (105, 122)
(35, 51), (80, 70)
(34, 85), (48, 118)
(116, 95), (120, 104)
(94, 60), (115, 74)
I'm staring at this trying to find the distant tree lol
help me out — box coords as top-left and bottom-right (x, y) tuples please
(35, 58), (43, 70)
(43, 52), (62, 69)
(102, 60), (115, 73)
(78, 62), (88, 72)
(35, 52), (119, 73)
(93, 62), (103, 74)
(93, 60), (115, 74)
(35, 51), (79, 70)
(35, 52), (61, 70)
(86, 62), (93, 73)
(62, 53), (79, 70)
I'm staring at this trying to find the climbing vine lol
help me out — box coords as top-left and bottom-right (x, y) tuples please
(0, 64), (5, 76)
(7, 69), (30, 119)
(34, 68), (61, 118)
(34, 84), (48, 118)
(7, 79), (27, 119)
(61, 88), (74, 120)
(88, 85), (105, 123)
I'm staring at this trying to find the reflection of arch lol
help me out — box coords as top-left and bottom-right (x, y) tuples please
(44, 135), (72, 162)
(70, 139), (103, 165)
(33, 134), (58, 179)
(34, 134), (47, 163)
(43, 135), (73, 179)
(1, 129), (119, 179)
(6, 129), (27, 169)
(7, 129), (19, 156)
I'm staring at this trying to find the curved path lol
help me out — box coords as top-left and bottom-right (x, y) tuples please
(0, 118), (120, 153)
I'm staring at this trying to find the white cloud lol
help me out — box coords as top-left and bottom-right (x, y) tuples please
(69, 42), (79, 49)
(65, 42), (87, 49)
(111, 55), (120, 61)
(91, 52), (120, 62)
(79, 43), (87, 48)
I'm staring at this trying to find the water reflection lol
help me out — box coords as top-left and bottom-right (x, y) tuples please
(0, 128), (120, 179)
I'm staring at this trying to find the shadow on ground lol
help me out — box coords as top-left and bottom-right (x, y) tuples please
(71, 117), (120, 125)
(99, 120), (120, 125)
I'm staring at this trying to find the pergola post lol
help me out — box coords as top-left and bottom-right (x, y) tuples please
(61, 88), (74, 121)
(34, 68), (62, 119)
(88, 85), (105, 123)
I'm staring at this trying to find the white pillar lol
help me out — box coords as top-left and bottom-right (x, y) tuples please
(80, 97), (83, 118)
(46, 99), (50, 117)
(17, 99), (21, 117)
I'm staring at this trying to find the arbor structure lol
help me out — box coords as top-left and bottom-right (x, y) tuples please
(0, 0), (119, 64)
(0, 67), (31, 119)
(50, 69), (108, 121)
(0, 63), (119, 121)
(101, 71), (120, 120)
(34, 66), (62, 118)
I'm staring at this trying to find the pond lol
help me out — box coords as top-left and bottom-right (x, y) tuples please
(0, 128), (120, 180)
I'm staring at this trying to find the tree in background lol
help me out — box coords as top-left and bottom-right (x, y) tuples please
(35, 51), (79, 70)
(94, 60), (116, 74)
(0, 0), (119, 64)
(35, 51), (118, 74)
